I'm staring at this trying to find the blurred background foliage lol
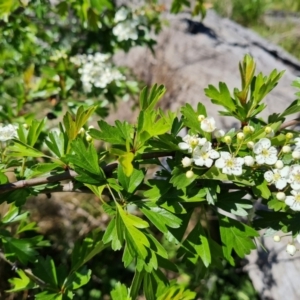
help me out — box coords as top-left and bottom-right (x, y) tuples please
(212, 0), (300, 60)
(0, 0), (299, 299)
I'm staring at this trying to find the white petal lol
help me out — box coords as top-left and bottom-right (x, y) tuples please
(253, 143), (263, 154)
(236, 157), (244, 166)
(255, 155), (265, 165)
(232, 167), (242, 176)
(280, 166), (290, 178)
(260, 138), (271, 149)
(204, 158), (213, 168)
(178, 142), (190, 150)
(269, 146), (278, 156)
(194, 158), (204, 166)
(285, 196), (295, 206)
(291, 182), (300, 190)
(264, 171), (273, 182)
(215, 158), (225, 169)
(275, 179), (287, 190)
(220, 151), (231, 159)
(209, 150), (220, 159)
(265, 155), (278, 165)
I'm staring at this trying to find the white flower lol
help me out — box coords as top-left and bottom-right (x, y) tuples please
(192, 142), (220, 168)
(178, 135), (206, 153)
(113, 20), (138, 41)
(244, 156), (255, 167)
(215, 152), (244, 176)
(200, 117), (216, 133)
(285, 189), (300, 211)
(214, 129), (225, 138)
(0, 124), (17, 142)
(264, 166), (289, 190)
(288, 165), (300, 190)
(253, 138), (278, 165)
(182, 157), (193, 168)
(294, 137), (300, 146)
(114, 7), (129, 23)
(297, 234), (300, 244)
(292, 151), (300, 160)
(286, 244), (297, 256)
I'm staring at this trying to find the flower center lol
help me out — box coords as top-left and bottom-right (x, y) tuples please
(190, 138), (199, 147)
(273, 173), (281, 181)
(201, 152), (210, 160)
(262, 149), (269, 157)
(225, 158), (235, 168)
(294, 173), (300, 182)
(295, 194), (300, 202)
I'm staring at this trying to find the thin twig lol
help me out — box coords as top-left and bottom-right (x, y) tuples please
(280, 118), (300, 130)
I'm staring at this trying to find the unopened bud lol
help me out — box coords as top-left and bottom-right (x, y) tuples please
(198, 115), (205, 122)
(276, 192), (286, 201)
(23, 123), (29, 129)
(86, 134), (92, 142)
(78, 127), (85, 134)
(88, 125), (94, 130)
(186, 170), (194, 179)
(286, 244), (297, 256)
(247, 141), (254, 149)
(224, 136), (232, 144)
(286, 132), (293, 140)
(273, 235), (281, 242)
(275, 160), (284, 169)
(292, 151), (300, 160)
(244, 156), (255, 167)
(282, 145), (291, 153)
(243, 125), (254, 134)
(214, 129), (225, 139)
(237, 132), (245, 141)
(265, 126), (272, 134)
(182, 157), (193, 168)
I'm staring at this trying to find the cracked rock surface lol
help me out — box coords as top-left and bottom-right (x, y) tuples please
(113, 9), (300, 129)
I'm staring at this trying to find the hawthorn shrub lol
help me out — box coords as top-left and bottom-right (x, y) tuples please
(1, 1), (300, 300)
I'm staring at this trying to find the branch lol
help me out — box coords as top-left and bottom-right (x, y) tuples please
(0, 152), (175, 194)
(280, 118), (300, 130)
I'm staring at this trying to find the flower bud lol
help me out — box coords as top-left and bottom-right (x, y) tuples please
(265, 126), (272, 134)
(186, 170), (194, 179)
(182, 157), (193, 168)
(282, 145), (291, 153)
(275, 160), (284, 169)
(273, 235), (281, 242)
(86, 134), (92, 142)
(237, 132), (245, 141)
(88, 125), (95, 130)
(224, 136), (232, 145)
(247, 141), (254, 149)
(190, 137), (199, 147)
(244, 156), (255, 167)
(276, 192), (286, 201)
(78, 127), (85, 134)
(292, 151), (300, 160)
(198, 115), (205, 122)
(214, 129), (225, 139)
(286, 243), (297, 256)
(243, 125), (254, 134)
(286, 132), (293, 140)
(23, 123), (29, 129)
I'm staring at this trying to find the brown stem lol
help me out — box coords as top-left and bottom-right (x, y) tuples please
(280, 118), (300, 130)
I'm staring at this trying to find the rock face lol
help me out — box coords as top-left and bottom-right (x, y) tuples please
(113, 9), (300, 128)
(113, 9), (300, 300)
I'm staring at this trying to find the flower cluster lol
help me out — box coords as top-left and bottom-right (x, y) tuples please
(0, 124), (17, 142)
(70, 53), (125, 93)
(112, 7), (148, 42)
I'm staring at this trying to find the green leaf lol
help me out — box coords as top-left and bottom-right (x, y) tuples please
(27, 118), (46, 146)
(71, 231), (107, 272)
(180, 222), (211, 267)
(64, 266), (91, 290)
(111, 282), (131, 300)
(118, 166), (144, 193)
(170, 166), (196, 189)
(26, 163), (62, 178)
(45, 131), (67, 158)
(217, 191), (252, 216)
(119, 152), (134, 177)
(90, 120), (133, 145)
(33, 256), (58, 288)
(68, 139), (104, 176)
(219, 215), (258, 265)
(2, 237), (38, 265)
(279, 99), (300, 118)
(7, 269), (36, 292)
(205, 82), (236, 111)
(139, 84), (166, 111)
(1, 204), (28, 224)
(140, 202), (182, 234)
(7, 140), (45, 157)
(130, 270), (145, 300)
